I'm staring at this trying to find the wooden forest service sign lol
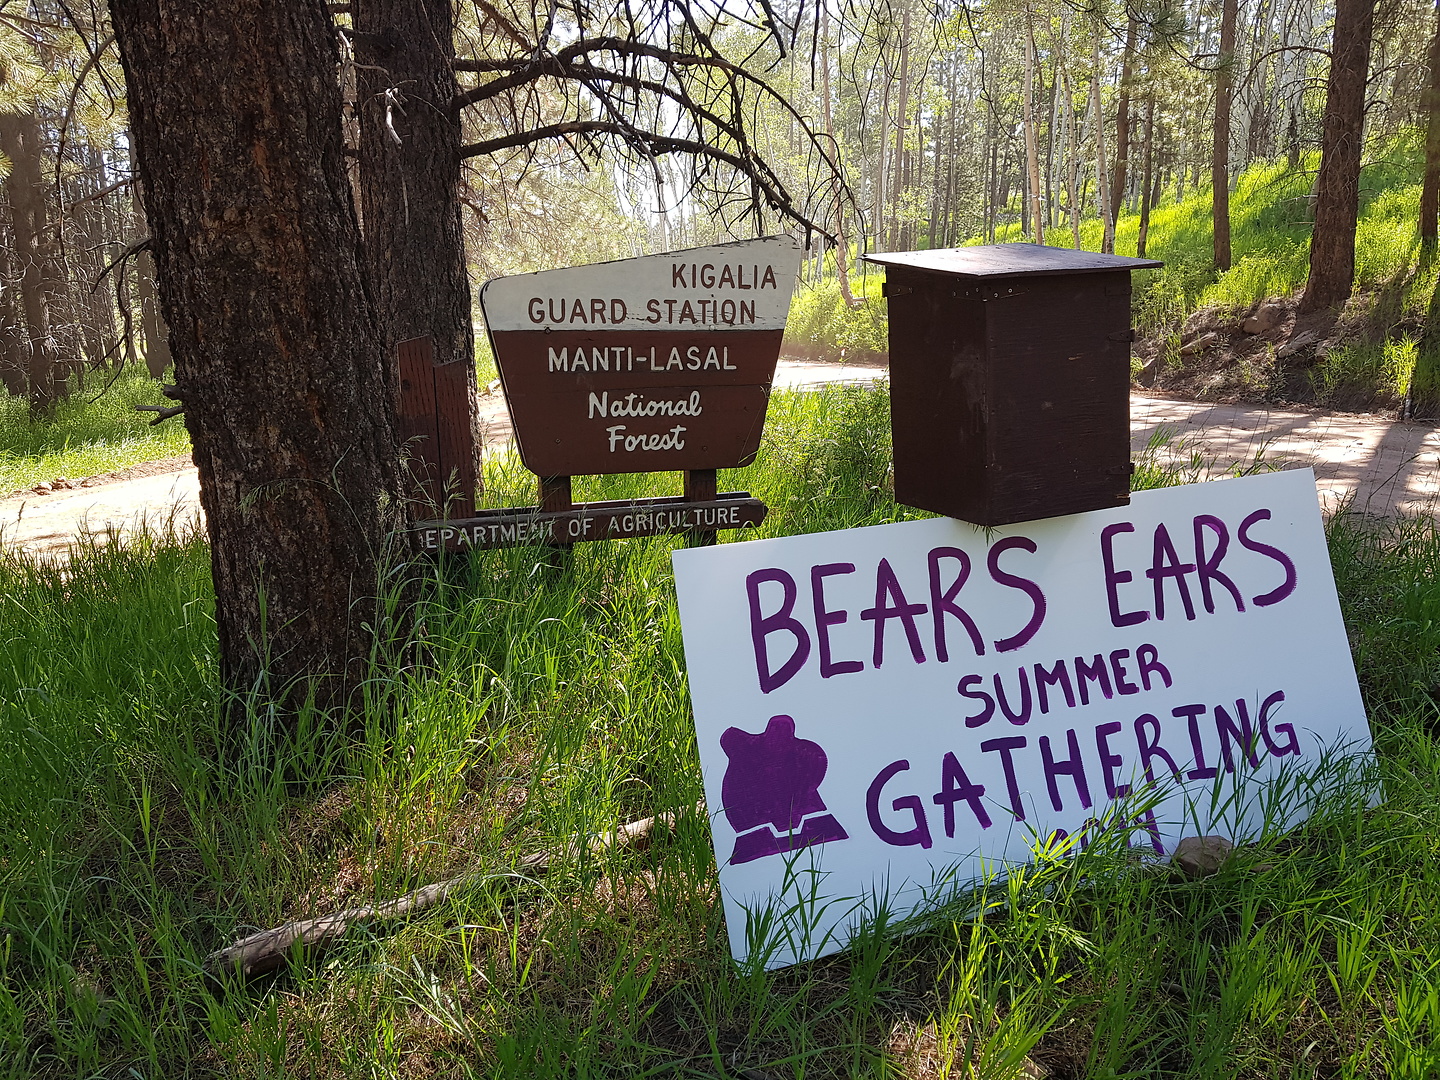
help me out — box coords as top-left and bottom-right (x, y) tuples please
(415, 237), (803, 553)
(479, 235), (802, 477)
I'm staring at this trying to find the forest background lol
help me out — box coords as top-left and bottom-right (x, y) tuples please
(5, 0), (1440, 424)
(8, 1), (1440, 1076)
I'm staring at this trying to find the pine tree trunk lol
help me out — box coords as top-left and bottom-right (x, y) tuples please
(1213, 0), (1237, 271)
(69, 148), (113, 369)
(1062, 63), (1083, 249)
(890, 2), (912, 251)
(1138, 92), (1157, 258)
(876, 58), (892, 251)
(1023, 11), (1044, 245)
(985, 122), (997, 243)
(1111, 15), (1137, 229)
(944, 62), (960, 245)
(0, 111), (63, 411)
(110, 0), (411, 718)
(136, 249), (170, 377)
(1301, 0), (1376, 314)
(1421, 0), (1440, 247)
(355, 0), (479, 517)
(820, 4), (855, 304)
(1091, 39), (1114, 254)
(128, 177), (172, 377)
(0, 187), (27, 396)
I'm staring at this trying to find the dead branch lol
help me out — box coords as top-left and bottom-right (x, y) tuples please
(135, 403), (184, 425)
(68, 175), (133, 206)
(450, 9), (856, 240)
(54, 32), (116, 191)
(204, 809), (683, 981)
(467, 0), (532, 54)
(90, 235), (152, 293)
(460, 121), (830, 238)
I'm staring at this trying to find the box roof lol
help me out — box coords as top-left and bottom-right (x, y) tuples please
(862, 243), (1163, 278)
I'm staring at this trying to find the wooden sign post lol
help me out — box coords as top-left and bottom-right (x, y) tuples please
(396, 336), (480, 519)
(414, 236), (803, 553)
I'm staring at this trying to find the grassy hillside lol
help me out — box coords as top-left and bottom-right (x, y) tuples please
(784, 131), (1439, 414)
(0, 369), (191, 494)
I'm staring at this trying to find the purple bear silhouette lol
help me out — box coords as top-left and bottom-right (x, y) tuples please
(719, 714), (849, 865)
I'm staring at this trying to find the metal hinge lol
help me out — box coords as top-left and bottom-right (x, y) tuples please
(881, 282), (912, 297)
(1108, 328), (1137, 343)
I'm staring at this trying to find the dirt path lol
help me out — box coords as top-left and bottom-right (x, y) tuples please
(4, 360), (1436, 560)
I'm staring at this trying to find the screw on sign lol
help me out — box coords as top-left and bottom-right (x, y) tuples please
(412, 236), (804, 551)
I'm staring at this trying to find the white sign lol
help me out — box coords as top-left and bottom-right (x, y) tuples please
(481, 235), (802, 332)
(671, 470), (1371, 967)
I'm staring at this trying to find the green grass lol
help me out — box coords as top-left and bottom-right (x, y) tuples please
(791, 130), (1440, 410)
(1, 384), (1437, 1076)
(782, 272), (888, 364)
(0, 368), (191, 492)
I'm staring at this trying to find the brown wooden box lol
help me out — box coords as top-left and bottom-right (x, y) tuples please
(863, 244), (1162, 526)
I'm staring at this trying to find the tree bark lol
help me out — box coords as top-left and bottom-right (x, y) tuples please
(109, 0), (411, 717)
(1421, 0), (1440, 247)
(1023, 11), (1044, 245)
(355, 0), (480, 518)
(1091, 39), (1114, 254)
(0, 111), (63, 411)
(1137, 91), (1157, 258)
(819, 4), (855, 304)
(1111, 14), (1137, 228)
(1301, 0), (1376, 314)
(1213, 0), (1237, 271)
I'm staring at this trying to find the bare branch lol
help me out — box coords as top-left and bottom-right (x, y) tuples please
(68, 174), (132, 205)
(204, 809), (684, 980)
(90, 235), (152, 293)
(460, 121), (831, 239)
(53, 31), (116, 214)
(135, 403), (185, 425)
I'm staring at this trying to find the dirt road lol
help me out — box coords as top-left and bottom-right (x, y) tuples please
(4, 359), (1437, 560)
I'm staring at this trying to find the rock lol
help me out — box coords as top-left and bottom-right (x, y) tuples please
(32, 482), (52, 494)
(1138, 355), (1163, 387)
(1277, 330), (1318, 359)
(1173, 835), (1234, 878)
(1180, 332), (1219, 357)
(1181, 308), (1218, 335)
(1242, 304), (1284, 335)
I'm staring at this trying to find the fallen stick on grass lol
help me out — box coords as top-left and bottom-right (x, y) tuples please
(205, 809), (682, 980)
